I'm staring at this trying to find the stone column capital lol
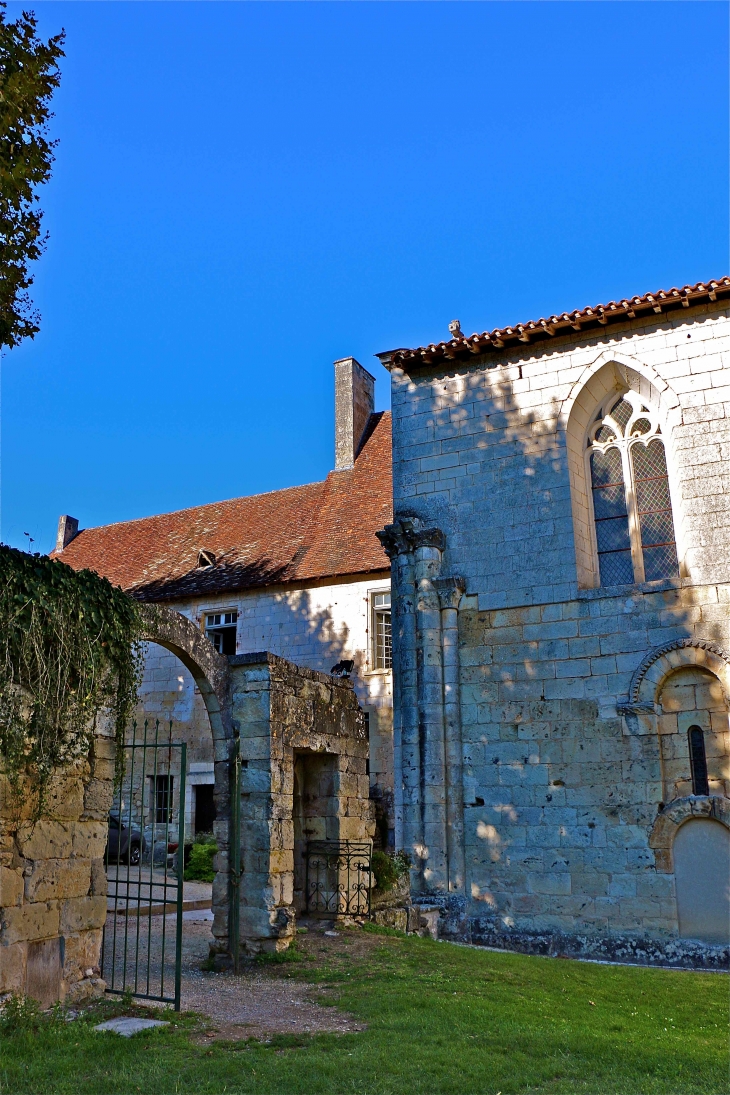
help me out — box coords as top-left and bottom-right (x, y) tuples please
(411, 527), (446, 553)
(376, 522), (411, 559)
(376, 516), (445, 558)
(433, 576), (466, 610)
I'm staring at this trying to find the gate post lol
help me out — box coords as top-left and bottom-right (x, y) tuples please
(228, 737), (242, 973)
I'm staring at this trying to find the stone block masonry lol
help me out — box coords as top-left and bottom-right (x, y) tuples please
(209, 653), (375, 957)
(0, 721), (114, 1005)
(380, 298), (730, 967)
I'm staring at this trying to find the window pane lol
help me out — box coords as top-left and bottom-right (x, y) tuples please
(590, 447), (623, 487)
(643, 545), (680, 583)
(631, 439), (679, 581)
(591, 449), (632, 586)
(592, 483), (627, 520)
(595, 424), (617, 443)
(635, 476), (672, 513)
(639, 510), (675, 547)
(632, 438), (668, 479)
(595, 516), (631, 553)
(155, 775), (174, 825)
(374, 609), (392, 669)
(609, 397), (633, 430)
(598, 550), (634, 586)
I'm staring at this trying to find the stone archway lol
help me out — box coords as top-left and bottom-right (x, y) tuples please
(139, 604), (233, 759)
(627, 638), (730, 708)
(137, 605), (235, 957)
(138, 609), (375, 958)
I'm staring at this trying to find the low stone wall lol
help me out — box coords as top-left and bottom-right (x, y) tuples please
(0, 721), (114, 1006)
(406, 891), (729, 969)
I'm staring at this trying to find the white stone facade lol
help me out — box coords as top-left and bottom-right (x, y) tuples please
(381, 299), (730, 962)
(136, 575), (393, 840)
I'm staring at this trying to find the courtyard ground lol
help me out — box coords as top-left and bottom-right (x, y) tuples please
(0, 923), (726, 1095)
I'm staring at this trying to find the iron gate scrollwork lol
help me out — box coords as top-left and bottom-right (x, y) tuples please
(101, 721), (186, 1010)
(305, 841), (372, 916)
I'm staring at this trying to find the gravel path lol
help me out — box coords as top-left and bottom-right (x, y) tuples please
(103, 910), (363, 1040)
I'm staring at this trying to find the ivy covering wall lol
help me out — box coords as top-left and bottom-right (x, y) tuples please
(0, 544), (143, 819)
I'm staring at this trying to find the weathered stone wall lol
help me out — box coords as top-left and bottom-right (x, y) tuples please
(210, 653), (375, 956)
(383, 300), (730, 964)
(0, 721), (114, 1005)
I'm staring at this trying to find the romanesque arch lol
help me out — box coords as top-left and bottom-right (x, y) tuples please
(628, 638), (730, 708)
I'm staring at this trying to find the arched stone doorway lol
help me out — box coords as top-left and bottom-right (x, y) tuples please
(673, 818), (730, 944)
(137, 606), (234, 957)
(138, 608), (375, 958)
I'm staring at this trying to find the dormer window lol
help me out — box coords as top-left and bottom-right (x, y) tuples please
(198, 550), (216, 569)
(205, 611), (238, 655)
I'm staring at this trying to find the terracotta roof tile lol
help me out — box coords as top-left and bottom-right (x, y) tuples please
(377, 278), (730, 370)
(57, 412), (392, 601)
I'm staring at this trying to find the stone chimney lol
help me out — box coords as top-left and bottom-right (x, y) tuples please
(334, 357), (375, 470)
(56, 515), (79, 552)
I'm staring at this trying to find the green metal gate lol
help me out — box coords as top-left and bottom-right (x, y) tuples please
(101, 721), (186, 1010)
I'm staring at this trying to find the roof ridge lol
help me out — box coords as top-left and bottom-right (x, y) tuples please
(69, 477), (328, 537)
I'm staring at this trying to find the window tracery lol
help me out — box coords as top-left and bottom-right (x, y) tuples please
(587, 391), (679, 586)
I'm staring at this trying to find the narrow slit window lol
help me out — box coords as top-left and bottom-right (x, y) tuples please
(153, 774), (174, 825)
(688, 725), (709, 796)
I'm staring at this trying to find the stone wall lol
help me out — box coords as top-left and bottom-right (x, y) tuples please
(381, 299), (730, 965)
(0, 721), (113, 1005)
(210, 653), (375, 956)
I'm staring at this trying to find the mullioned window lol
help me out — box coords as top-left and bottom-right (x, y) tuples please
(587, 392), (679, 586)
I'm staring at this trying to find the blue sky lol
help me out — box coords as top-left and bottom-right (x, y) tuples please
(1, 1), (727, 554)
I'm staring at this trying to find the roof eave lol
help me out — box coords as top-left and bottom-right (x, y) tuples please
(378, 278), (730, 373)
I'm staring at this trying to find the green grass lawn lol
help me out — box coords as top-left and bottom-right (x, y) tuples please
(1, 926), (727, 1094)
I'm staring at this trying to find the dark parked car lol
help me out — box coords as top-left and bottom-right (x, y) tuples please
(105, 811), (147, 866)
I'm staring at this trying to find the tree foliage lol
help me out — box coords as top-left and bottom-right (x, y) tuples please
(0, 545), (143, 820)
(0, 4), (64, 349)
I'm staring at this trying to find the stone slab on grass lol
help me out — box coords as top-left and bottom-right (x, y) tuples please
(94, 1017), (169, 1037)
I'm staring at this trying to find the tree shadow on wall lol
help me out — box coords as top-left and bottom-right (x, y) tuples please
(392, 343), (727, 922)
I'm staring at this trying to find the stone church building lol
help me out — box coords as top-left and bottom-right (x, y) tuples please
(55, 277), (730, 963)
(376, 277), (730, 962)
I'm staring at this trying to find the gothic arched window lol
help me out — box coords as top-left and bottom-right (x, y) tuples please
(587, 392), (679, 586)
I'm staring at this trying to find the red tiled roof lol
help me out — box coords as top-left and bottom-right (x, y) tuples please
(56, 412), (392, 601)
(377, 278), (730, 370)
